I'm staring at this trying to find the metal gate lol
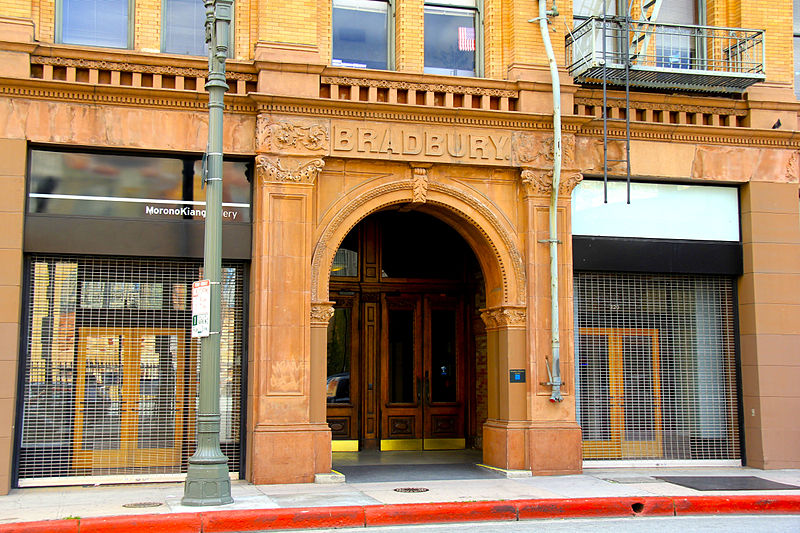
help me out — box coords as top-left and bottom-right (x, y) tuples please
(17, 255), (245, 485)
(574, 272), (741, 462)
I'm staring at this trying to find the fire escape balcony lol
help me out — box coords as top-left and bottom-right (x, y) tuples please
(565, 17), (765, 93)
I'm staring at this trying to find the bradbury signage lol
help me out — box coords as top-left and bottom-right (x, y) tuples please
(331, 124), (511, 164)
(261, 118), (546, 167)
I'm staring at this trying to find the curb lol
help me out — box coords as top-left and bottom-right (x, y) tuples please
(1, 495), (799, 532)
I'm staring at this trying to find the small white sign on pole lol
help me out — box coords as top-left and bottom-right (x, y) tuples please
(191, 279), (211, 338)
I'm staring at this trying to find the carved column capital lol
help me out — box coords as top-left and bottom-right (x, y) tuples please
(310, 302), (336, 326)
(256, 155), (325, 186)
(520, 168), (583, 197)
(480, 306), (526, 329)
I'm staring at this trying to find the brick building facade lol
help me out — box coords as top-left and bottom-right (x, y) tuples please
(0, 0), (798, 491)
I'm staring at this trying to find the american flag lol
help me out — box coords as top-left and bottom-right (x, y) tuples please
(458, 26), (475, 52)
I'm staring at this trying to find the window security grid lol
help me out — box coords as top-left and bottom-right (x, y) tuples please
(18, 255), (244, 484)
(574, 272), (740, 462)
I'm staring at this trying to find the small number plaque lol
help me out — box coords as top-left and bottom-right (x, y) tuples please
(509, 369), (526, 383)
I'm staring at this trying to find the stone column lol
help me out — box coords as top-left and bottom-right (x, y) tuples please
(739, 180), (800, 469)
(247, 115), (332, 484)
(480, 306), (529, 470)
(511, 131), (584, 475)
(310, 302), (335, 425)
(0, 139), (25, 494)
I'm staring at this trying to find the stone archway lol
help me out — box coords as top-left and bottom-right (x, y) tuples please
(308, 169), (531, 470)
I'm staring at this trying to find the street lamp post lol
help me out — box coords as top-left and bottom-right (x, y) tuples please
(182, 0), (233, 507)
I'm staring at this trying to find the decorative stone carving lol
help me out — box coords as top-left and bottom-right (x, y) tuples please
(521, 168), (583, 196)
(310, 302), (336, 325)
(786, 150), (799, 182)
(411, 166), (429, 204)
(321, 76), (518, 98)
(256, 156), (325, 185)
(513, 133), (576, 171)
(480, 306), (526, 328)
(30, 55), (258, 81)
(257, 119), (329, 154)
(574, 96), (748, 116)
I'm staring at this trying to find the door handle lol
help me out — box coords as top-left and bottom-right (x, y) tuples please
(424, 370), (430, 405)
(417, 377), (422, 402)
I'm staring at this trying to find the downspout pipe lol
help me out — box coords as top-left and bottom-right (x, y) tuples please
(537, 0), (563, 402)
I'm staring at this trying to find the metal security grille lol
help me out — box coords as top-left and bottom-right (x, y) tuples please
(18, 255), (245, 484)
(574, 272), (740, 462)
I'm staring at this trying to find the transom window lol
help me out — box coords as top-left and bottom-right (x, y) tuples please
(58, 0), (131, 48)
(424, 0), (481, 77)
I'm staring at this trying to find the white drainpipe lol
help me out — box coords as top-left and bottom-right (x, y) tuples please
(536, 0), (563, 402)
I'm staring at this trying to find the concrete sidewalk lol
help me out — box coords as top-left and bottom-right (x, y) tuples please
(0, 465), (799, 531)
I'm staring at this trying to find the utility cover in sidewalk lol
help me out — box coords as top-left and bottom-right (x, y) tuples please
(656, 476), (800, 491)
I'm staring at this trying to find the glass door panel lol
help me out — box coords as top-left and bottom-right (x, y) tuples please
(429, 310), (457, 403)
(388, 309), (416, 404)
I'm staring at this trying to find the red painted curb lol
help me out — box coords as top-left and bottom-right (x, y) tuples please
(518, 497), (675, 520)
(364, 501), (518, 526)
(78, 513), (201, 533)
(674, 495), (800, 515)
(202, 506), (365, 532)
(0, 519), (79, 533)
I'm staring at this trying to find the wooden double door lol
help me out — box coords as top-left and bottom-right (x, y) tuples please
(327, 291), (467, 451)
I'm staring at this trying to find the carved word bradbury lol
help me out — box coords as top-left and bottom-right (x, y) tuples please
(332, 124), (511, 164)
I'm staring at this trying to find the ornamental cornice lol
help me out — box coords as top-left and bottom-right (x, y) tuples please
(310, 302), (336, 325)
(574, 96), (747, 116)
(30, 55), (258, 81)
(321, 76), (518, 98)
(480, 306), (527, 329)
(256, 155), (325, 185)
(256, 101), (566, 132)
(0, 83), (256, 113)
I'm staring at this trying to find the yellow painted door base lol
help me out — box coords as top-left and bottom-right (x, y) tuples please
(331, 440), (359, 452)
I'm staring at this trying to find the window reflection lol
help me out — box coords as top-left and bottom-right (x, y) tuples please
(28, 150), (251, 223)
(424, 2), (478, 77)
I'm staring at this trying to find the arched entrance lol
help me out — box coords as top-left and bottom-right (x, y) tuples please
(324, 209), (483, 451)
(308, 177), (529, 469)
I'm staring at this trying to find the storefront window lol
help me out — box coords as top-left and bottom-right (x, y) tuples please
(424, 1), (480, 77)
(332, 0), (391, 69)
(28, 150), (251, 223)
(60, 0), (131, 48)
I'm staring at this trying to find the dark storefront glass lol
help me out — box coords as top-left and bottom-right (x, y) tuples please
(28, 150), (251, 223)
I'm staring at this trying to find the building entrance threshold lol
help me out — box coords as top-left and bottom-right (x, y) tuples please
(332, 449), (498, 483)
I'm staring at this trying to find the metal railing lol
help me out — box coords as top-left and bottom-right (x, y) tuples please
(566, 17), (765, 92)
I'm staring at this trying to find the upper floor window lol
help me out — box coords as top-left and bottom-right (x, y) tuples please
(58, 0), (131, 48)
(163, 0), (208, 56)
(794, 0), (800, 98)
(332, 0), (392, 69)
(424, 0), (481, 77)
